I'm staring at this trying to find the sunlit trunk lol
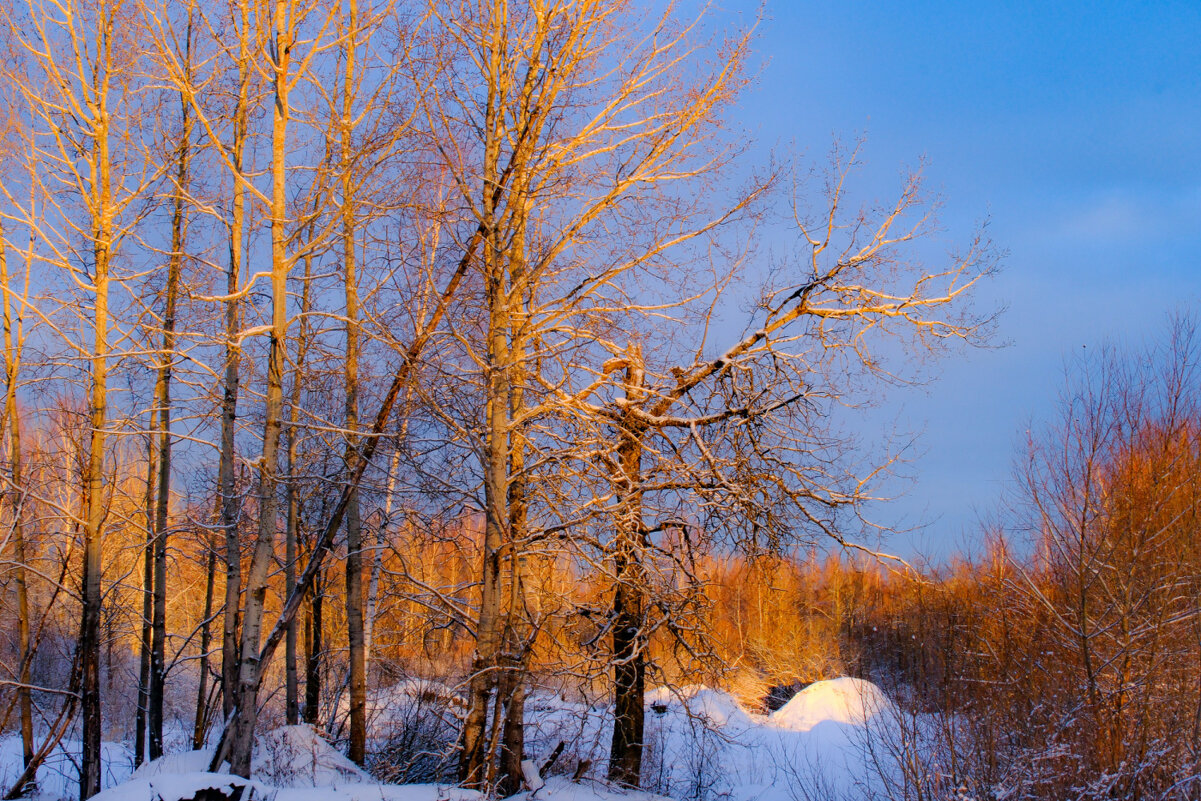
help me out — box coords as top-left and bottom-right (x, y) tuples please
(226, 0), (292, 775)
(193, 531), (218, 748)
(135, 407), (157, 767)
(79, 10), (115, 796)
(460, 25), (509, 779)
(341, 0), (366, 763)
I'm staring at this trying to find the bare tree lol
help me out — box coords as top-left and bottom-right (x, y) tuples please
(216, 0), (253, 726)
(222, 0), (320, 774)
(5, 0), (156, 794)
(565, 150), (994, 786)
(405, 0), (763, 789)
(338, 0), (367, 763)
(145, 3), (195, 759)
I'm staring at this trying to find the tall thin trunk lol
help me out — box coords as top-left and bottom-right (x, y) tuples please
(459, 39), (509, 778)
(608, 349), (647, 788)
(149, 21), (192, 755)
(136, 406), (158, 767)
(458, 355), (506, 788)
(193, 530), (217, 748)
(498, 219), (529, 798)
(211, 204), (481, 776)
(460, 10), (546, 783)
(284, 227), (314, 726)
(79, 10), (115, 797)
(227, 0), (292, 773)
(364, 450), (399, 669)
(340, 0), (366, 764)
(303, 559), (323, 726)
(1, 227), (33, 774)
(285, 466), (299, 725)
(220, 0), (250, 725)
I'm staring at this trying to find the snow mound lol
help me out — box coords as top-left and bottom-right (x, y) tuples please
(97, 773), (484, 801)
(514, 775), (672, 801)
(769, 677), (893, 732)
(646, 684), (752, 728)
(131, 748), (215, 780)
(129, 726), (369, 789)
(254, 725), (370, 787)
(93, 772), (250, 801)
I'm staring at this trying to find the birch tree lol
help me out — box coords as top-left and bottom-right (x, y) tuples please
(144, 4), (195, 759)
(222, 0), (325, 774)
(141, 0), (261, 728)
(5, 1), (155, 794)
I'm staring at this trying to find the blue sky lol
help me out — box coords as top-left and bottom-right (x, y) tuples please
(736, 0), (1201, 560)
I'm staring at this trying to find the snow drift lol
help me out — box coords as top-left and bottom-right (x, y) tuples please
(96, 725), (478, 801)
(768, 677), (894, 732)
(645, 685), (753, 728)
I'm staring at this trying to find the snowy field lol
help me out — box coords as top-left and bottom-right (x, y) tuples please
(1, 678), (925, 801)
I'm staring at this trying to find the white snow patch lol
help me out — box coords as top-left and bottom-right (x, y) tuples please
(130, 748), (214, 780)
(95, 773), (482, 801)
(10, 677), (912, 801)
(92, 771), (249, 801)
(645, 685), (752, 729)
(515, 776), (672, 801)
(132, 725), (368, 789)
(521, 759), (544, 791)
(768, 677), (894, 732)
(253, 724), (370, 787)
(0, 737), (132, 800)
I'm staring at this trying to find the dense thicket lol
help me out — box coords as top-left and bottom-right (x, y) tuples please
(742, 320), (1201, 800)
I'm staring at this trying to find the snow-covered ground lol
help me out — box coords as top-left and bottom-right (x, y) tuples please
(1, 678), (919, 801)
(0, 738), (133, 800)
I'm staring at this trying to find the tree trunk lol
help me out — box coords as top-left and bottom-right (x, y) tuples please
(459, 288), (509, 785)
(608, 559), (646, 788)
(77, 221), (108, 794)
(136, 408), (157, 767)
(1, 227), (33, 777)
(79, 12), (115, 795)
(225, 0), (292, 774)
(498, 222), (531, 798)
(608, 351), (647, 788)
(303, 560), (323, 726)
(364, 451), (398, 671)
(219, 0), (250, 725)
(285, 484), (299, 725)
(193, 530), (218, 748)
(149, 38), (191, 755)
(459, 88), (510, 784)
(341, 0), (366, 764)
(498, 672), (526, 796)
(284, 226), (314, 727)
